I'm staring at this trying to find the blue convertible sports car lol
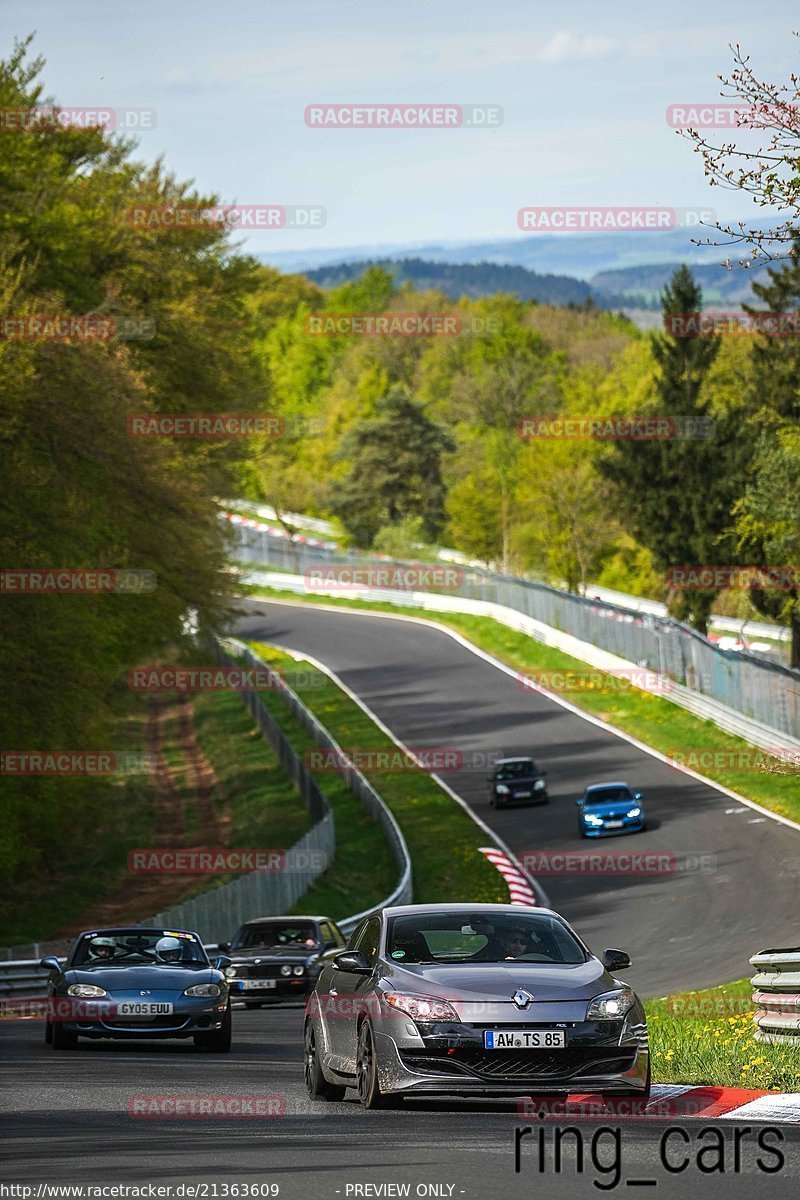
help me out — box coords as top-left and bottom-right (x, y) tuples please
(41, 927), (232, 1051)
(577, 782), (646, 838)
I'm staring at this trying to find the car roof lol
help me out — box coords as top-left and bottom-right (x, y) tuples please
(238, 915), (332, 925)
(494, 756), (535, 765)
(584, 781), (630, 792)
(383, 903), (559, 919)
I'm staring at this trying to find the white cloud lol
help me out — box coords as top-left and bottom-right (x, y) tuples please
(536, 32), (619, 64)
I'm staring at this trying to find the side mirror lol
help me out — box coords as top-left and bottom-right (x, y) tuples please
(602, 949), (631, 972)
(40, 956), (61, 972)
(633, 793), (643, 801)
(217, 942), (230, 954)
(215, 955), (232, 971)
(332, 951), (372, 975)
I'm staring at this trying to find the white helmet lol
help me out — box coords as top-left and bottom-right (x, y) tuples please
(155, 936), (182, 962)
(89, 937), (115, 958)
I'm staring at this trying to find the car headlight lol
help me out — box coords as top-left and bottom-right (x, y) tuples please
(67, 983), (108, 998)
(585, 814), (604, 825)
(587, 988), (635, 1020)
(495, 784), (510, 795)
(626, 807), (641, 818)
(383, 993), (461, 1022)
(183, 983), (222, 998)
(292, 966), (304, 976)
(280, 965), (292, 976)
(224, 966), (238, 978)
(534, 779), (545, 790)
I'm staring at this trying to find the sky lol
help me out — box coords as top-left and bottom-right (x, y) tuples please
(3, 0), (797, 256)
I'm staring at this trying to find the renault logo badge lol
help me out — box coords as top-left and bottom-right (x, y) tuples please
(140, 990), (151, 996)
(512, 989), (533, 1009)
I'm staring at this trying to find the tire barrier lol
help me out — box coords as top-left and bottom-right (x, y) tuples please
(750, 948), (800, 1044)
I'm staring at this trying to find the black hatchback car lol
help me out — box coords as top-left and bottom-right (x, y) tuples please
(221, 916), (347, 1007)
(488, 757), (548, 807)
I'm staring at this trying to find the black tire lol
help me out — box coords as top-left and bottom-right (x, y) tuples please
(304, 1021), (346, 1101)
(356, 1020), (399, 1109)
(45, 1019), (53, 1044)
(243, 1001), (262, 1009)
(52, 1021), (78, 1050)
(195, 1005), (232, 1052)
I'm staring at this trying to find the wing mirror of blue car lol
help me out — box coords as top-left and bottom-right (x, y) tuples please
(602, 949), (631, 971)
(40, 956), (61, 972)
(215, 955), (232, 970)
(332, 951), (372, 974)
(633, 792), (643, 801)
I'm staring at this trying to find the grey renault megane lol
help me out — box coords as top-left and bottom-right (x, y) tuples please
(304, 903), (649, 1109)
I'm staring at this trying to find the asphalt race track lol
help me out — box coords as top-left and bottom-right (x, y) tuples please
(4, 598), (799, 1200)
(237, 599), (800, 998)
(2, 1005), (798, 1199)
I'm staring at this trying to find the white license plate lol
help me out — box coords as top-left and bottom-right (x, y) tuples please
(516, 791), (531, 798)
(484, 1029), (565, 1050)
(116, 1002), (173, 1016)
(604, 820), (624, 828)
(240, 979), (276, 989)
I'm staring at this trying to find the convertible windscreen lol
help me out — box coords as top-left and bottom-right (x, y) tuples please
(387, 913), (588, 965)
(70, 930), (208, 967)
(233, 922), (320, 949)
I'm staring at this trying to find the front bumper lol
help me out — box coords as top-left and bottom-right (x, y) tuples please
(231, 978), (311, 1002)
(51, 994), (228, 1039)
(581, 818), (645, 838)
(372, 1019), (649, 1096)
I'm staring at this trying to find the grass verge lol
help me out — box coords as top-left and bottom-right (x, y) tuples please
(248, 640), (507, 908)
(248, 586), (800, 823)
(647, 978), (800, 1091)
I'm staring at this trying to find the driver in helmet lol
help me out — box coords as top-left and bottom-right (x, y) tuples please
(88, 936), (116, 961)
(154, 936), (183, 963)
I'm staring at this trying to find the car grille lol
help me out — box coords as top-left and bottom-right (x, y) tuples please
(96, 1016), (188, 1030)
(400, 1048), (637, 1081)
(237, 965), (287, 979)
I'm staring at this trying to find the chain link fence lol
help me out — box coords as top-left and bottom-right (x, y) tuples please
(232, 524), (800, 742)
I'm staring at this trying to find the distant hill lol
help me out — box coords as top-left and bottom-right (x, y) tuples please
(257, 220), (779, 281)
(305, 257), (632, 310)
(590, 260), (772, 308)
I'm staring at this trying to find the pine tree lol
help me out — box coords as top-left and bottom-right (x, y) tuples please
(599, 266), (748, 633)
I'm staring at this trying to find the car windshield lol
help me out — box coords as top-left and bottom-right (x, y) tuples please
(387, 913), (588, 965)
(494, 761), (536, 780)
(233, 922), (320, 949)
(584, 787), (632, 807)
(70, 930), (208, 967)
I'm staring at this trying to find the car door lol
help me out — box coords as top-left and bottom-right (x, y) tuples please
(334, 916), (381, 1073)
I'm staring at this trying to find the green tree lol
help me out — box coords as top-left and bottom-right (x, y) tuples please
(330, 387), (453, 547)
(599, 266), (747, 633)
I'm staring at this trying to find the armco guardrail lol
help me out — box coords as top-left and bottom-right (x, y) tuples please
(230, 521), (800, 745)
(750, 948), (800, 1044)
(219, 638), (412, 932)
(143, 637), (411, 942)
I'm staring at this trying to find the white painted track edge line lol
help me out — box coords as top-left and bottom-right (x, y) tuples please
(245, 595), (800, 837)
(242, 611), (551, 907)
